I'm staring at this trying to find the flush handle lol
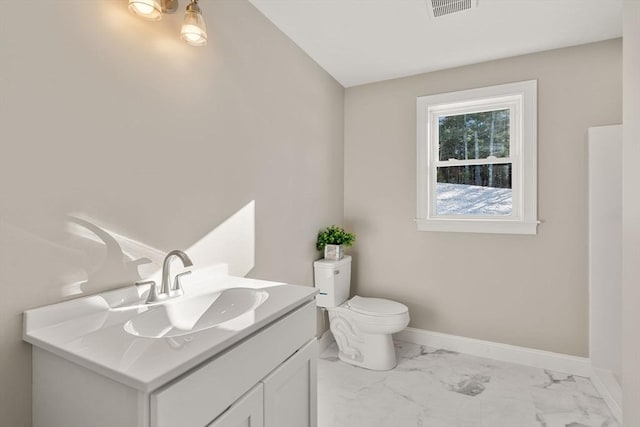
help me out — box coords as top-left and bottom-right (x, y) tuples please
(334, 270), (340, 275)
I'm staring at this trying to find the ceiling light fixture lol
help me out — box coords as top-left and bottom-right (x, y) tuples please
(128, 0), (164, 21)
(181, 0), (208, 46)
(128, 0), (207, 47)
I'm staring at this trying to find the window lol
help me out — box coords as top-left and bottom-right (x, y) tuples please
(416, 80), (538, 234)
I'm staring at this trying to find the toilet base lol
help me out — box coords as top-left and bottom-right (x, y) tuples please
(336, 332), (398, 371)
(328, 311), (401, 371)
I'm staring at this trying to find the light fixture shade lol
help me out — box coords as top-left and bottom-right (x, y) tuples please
(129, 0), (163, 21)
(181, 2), (208, 46)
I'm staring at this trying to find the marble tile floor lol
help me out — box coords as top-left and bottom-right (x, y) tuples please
(318, 340), (619, 427)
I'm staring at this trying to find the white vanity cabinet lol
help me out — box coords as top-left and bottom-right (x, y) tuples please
(208, 338), (317, 427)
(151, 302), (317, 427)
(27, 286), (318, 427)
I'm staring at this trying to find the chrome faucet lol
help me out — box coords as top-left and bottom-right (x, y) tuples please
(136, 250), (194, 303)
(160, 249), (193, 296)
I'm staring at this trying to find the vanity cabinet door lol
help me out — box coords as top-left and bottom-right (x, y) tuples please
(207, 384), (264, 427)
(261, 339), (317, 427)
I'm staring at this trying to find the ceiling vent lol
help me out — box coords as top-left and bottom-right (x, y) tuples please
(427, 0), (478, 18)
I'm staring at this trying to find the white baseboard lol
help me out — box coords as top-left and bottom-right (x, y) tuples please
(590, 367), (622, 423)
(317, 330), (335, 354)
(394, 327), (592, 377)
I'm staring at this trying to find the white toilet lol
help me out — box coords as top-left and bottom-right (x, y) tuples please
(314, 255), (410, 371)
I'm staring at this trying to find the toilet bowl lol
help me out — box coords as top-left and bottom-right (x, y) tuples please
(328, 296), (409, 370)
(313, 256), (410, 371)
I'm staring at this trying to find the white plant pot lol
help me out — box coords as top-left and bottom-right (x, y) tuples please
(324, 244), (344, 261)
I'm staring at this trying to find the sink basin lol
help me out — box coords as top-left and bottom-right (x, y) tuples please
(123, 288), (269, 338)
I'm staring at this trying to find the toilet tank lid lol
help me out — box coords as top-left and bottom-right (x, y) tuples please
(348, 296), (408, 316)
(313, 255), (352, 268)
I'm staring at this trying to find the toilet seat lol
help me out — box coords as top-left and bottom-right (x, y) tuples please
(347, 295), (408, 316)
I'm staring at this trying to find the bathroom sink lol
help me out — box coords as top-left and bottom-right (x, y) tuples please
(123, 287), (269, 338)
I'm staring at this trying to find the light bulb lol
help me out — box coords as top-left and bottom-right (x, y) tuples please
(181, 1), (207, 46)
(129, 0), (163, 21)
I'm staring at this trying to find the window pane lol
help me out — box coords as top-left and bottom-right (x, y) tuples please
(438, 109), (510, 161)
(436, 164), (512, 216)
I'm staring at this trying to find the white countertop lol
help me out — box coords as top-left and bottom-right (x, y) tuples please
(23, 273), (318, 392)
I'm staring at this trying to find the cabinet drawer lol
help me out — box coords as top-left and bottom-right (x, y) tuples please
(151, 301), (316, 427)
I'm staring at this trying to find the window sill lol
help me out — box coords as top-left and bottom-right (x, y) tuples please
(416, 218), (539, 235)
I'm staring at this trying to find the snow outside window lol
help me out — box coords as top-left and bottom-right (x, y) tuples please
(416, 80), (539, 235)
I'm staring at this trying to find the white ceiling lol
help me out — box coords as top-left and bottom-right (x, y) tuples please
(248, 0), (623, 87)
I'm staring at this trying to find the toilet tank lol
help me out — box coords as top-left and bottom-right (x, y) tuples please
(313, 255), (351, 308)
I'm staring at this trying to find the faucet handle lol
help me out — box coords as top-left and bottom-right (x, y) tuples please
(172, 271), (192, 296)
(136, 280), (158, 304)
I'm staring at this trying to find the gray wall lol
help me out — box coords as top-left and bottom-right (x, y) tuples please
(0, 1), (344, 426)
(344, 39), (622, 357)
(622, 0), (640, 423)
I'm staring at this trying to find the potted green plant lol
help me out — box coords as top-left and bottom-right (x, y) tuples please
(316, 225), (355, 260)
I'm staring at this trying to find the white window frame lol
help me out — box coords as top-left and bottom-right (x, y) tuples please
(416, 80), (539, 235)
